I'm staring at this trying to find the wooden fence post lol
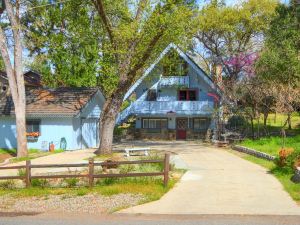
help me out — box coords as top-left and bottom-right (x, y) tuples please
(25, 160), (31, 188)
(88, 158), (94, 188)
(163, 153), (170, 187)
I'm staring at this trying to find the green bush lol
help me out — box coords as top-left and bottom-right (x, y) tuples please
(96, 177), (116, 185)
(31, 179), (49, 188)
(0, 180), (16, 189)
(114, 126), (123, 136)
(119, 164), (136, 174)
(18, 168), (26, 177)
(227, 115), (248, 129)
(64, 178), (79, 188)
(275, 149), (300, 172)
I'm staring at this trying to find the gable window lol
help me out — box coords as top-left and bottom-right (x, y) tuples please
(26, 120), (41, 136)
(161, 50), (188, 76)
(178, 90), (197, 101)
(142, 118), (168, 129)
(193, 118), (210, 130)
(147, 90), (157, 101)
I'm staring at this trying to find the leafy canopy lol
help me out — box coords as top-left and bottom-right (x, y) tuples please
(256, 3), (300, 86)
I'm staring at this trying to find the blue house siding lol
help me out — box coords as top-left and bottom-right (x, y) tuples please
(0, 117), (74, 150)
(0, 90), (105, 151)
(0, 117), (17, 149)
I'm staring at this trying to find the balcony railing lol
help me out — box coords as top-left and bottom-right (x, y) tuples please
(117, 100), (214, 124)
(158, 76), (189, 87)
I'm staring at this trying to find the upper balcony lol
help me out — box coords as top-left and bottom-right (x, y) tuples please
(116, 100), (215, 124)
(158, 76), (189, 88)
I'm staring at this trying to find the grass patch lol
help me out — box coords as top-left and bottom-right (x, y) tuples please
(253, 113), (300, 130)
(0, 148), (16, 155)
(0, 173), (181, 203)
(230, 150), (300, 203)
(241, 135), (300, 156)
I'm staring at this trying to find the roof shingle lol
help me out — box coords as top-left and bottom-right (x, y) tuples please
(0, 87), (99, 117)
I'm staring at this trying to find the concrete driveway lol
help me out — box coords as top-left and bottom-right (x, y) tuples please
(119, 141), (300, 215)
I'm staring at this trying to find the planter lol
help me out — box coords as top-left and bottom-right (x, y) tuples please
(26, 136), (39, 142)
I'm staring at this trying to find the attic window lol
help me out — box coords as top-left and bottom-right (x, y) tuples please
(147, 90), (157, 101)
(161, 50), (188, 76)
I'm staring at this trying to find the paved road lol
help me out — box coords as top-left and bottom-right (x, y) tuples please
(1, 213), (300, 225)
(119, 141), (300, 215)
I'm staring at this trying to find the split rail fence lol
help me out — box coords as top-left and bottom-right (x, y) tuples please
(0, 153), (170, 188)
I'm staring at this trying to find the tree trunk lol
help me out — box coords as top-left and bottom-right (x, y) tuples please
(15, 105), (28, 157)
(250, 117), (254, 140)
(95, 92), (124, 155)
(287, 113), (292, 130)
(263, 111), (269, 136)
(0, 0), (28, 157)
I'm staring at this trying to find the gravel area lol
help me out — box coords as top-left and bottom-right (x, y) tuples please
(0, 193), (145, 214)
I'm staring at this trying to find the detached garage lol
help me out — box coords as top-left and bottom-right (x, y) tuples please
(0, 87), (105, 151)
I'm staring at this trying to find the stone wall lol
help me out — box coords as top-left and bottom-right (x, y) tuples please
(232, 145), (275, 161)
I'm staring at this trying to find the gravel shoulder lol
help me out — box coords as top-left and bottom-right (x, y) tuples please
(0, 193), (145, 214)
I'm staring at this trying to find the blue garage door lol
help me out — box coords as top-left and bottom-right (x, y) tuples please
(81, 118), (99, 148)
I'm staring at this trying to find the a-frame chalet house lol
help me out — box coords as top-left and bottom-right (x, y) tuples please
(117, 44), (222, 140)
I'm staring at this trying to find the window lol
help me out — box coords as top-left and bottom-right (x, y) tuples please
(161, 50), (188, 76)
(178, 90), (197, 101)
(147, 90), (157, 101)
(193, 118), (210, 130)
(26, 120), (41, 134)
(142, 118), (168, 129)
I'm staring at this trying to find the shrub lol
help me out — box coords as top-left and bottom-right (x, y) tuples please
(0, 180), (16, 189)
(114, 126), (124, 136)
(276, 148), (300, 172)
(226, 115), (248, 130)
(64, 178), (79, 188)
(119, 164), (136, 174)
(18, 168), (26, 177)
(96, 177), (115, 185)
(277, 147), (294, 167)
(286, 150), (300, 170)
(31, 179), (49, 188)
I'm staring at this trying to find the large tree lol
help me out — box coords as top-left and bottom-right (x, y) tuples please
(92, 0), (195, 154)
(23, 0), (102, 89)
(195, 0), (277, 88)
(23, 0), (195, 154)
(0, 0), (28, 157)
(256, 2), (300, 129)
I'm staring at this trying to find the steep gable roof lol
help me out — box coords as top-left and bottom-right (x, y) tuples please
(123, 43), (220, 100)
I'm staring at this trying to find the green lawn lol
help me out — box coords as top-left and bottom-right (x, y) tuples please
(253, 113), (300, 130)
(240, 113), (300, 156)
(241, 135), (300, 156)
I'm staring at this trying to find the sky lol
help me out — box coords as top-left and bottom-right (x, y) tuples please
(198, 0), (289, 7)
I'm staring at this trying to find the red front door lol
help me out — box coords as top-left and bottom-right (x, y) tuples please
(176, 118), (188, 140)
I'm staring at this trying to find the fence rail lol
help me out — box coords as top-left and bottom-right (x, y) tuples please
(0, 154), (170, 188)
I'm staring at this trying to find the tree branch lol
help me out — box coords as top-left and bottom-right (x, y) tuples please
(92, 0), (114, 45)
(135, 0), (148, 22)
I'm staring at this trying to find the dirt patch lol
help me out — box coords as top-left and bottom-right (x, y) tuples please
(0, 153), (14, 163)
